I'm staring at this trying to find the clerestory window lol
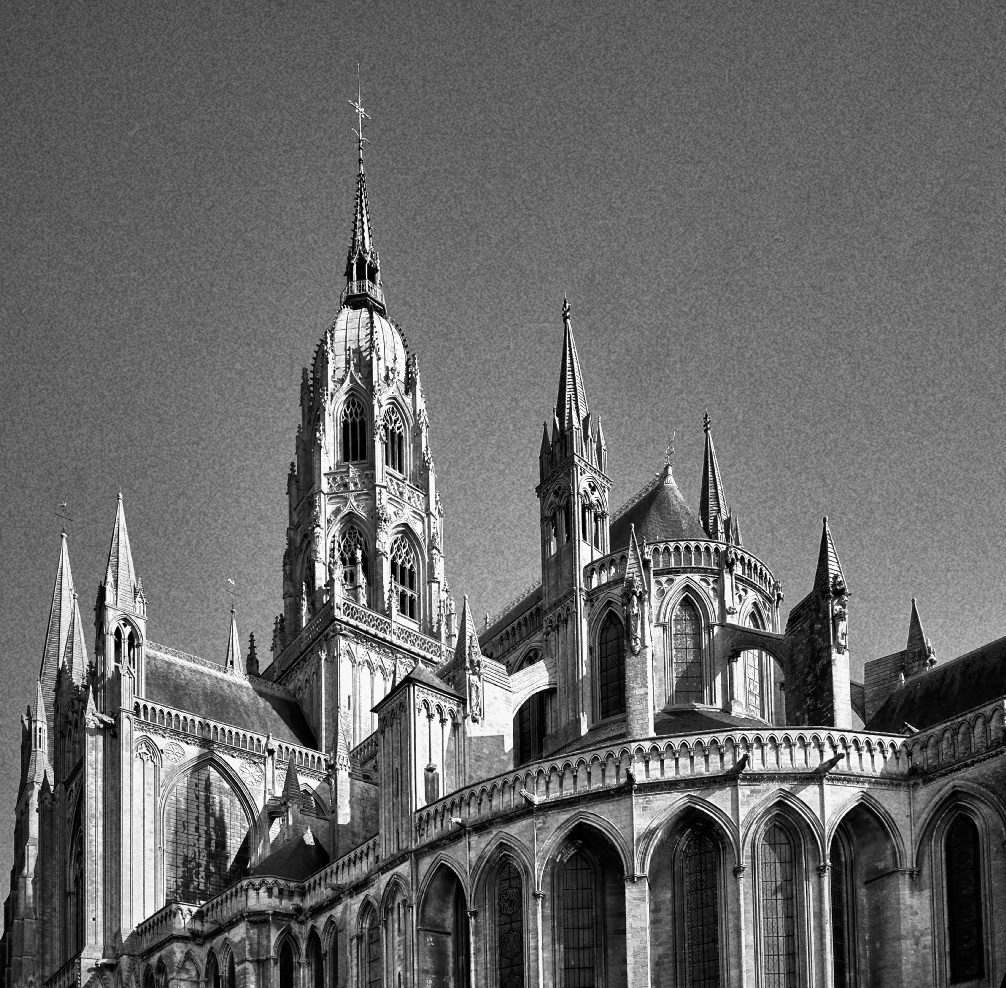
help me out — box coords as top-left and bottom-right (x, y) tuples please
(341, 396), (367, 463)
(671, 597), (704, 704)
(384, 407), (406, 474)
(390, 535), (418, 620)
(597, 613), (625, 719)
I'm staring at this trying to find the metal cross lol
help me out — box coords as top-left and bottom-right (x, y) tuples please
(54, 500), (73, 536)
(665, 430), (677, 468)
(703, 411), (712, 434)
(348, 65), (370, 165)
(224, 578), (241, 611)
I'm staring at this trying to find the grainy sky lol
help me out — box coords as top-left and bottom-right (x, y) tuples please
(1, 1), (1004, 887)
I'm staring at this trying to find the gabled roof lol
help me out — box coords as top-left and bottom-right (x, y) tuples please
(867, 635), (1006, 734)
(252, 828), (330, 881)
(144, 647), (315, 748)
(610, 465), (707, 550)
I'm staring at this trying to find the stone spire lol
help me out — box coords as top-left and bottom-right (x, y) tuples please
(224, 606), (242, 674)
(453, 593), (482, 667)
(246, 631), (259, 677)
(905, 597), (936, 678)
(103, 493), (144, 615)
(813, 516), (847, 594)
(38, 534), (75, 734)
(699, 412), (728, 539)
(61, 590), (89, 686)
(555, 295), (589, 433)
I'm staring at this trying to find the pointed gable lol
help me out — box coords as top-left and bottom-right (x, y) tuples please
(813, 516), (846, 593)
(454, 594), (482, 668)
(624, 524), (647, 593)
(104, 493), (142, 614)
(62, 591), (89, 686)
(555, 296), (590, 432)
(905, 597), (935, 678)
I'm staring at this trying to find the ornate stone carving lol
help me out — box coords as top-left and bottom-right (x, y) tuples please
(163, 741), (185, 763)
(467, 639), (484, 722)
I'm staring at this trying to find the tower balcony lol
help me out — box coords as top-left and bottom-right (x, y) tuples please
(340, 279), (385, 308)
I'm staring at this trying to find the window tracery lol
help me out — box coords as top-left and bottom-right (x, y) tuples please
(682, 828), (720, 988)
(384, 406), (406, 474)
(364, 908), (383, 988)
(341, 396), (367, 463)
(745, 608), (765, 717)
(671, 598), (703, 704)
(946, 815), (984, 982)
(759, 822), (798, 988)
(496, 857), (525, 988)
(390, 535), (418, 620)
(597, 614), (625, 719)
(559, 849), (598, 986)
(336, 526), (370, 586)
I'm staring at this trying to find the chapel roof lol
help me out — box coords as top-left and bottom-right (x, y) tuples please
(867, 635), (1006, 734)
(252, 828), (330, 881)
(609, 465), (707, 550)
(144, 646), (316, 748)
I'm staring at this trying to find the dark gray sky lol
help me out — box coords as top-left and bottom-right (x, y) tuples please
(2, 1), (1004, 885)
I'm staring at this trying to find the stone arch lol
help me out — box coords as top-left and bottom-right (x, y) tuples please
(160, 750), (257, 830)
(825, 790), (907, 870)
(380, 873), (411, 918)
(912, 782), (1006, 871)
(741, 788), (825, 866)
(417, 860), (471, 988)
(470, 830), (536, 898)
(275, 924), (303, 960)
(636, 794), (740, 875)
(133, 735), (161, 766)
(656, 576), (716, 626)
(417, 852), (470, 905)
(538, 810), (633, 888)
(355, 894), (382, 934)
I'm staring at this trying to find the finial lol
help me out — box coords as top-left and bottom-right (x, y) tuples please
(562, 294), (571, 326)
(54, 500), (73, 537)
(665, 429), (677, 468)
(225, 578), (240, 612)
(348, 63), (370, 169)
(703, 411), (711, 434)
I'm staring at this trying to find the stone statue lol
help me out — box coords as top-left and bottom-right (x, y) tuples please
(467, 639), (484, 722)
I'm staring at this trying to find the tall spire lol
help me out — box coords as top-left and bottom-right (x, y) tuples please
(104, 492), (141, 612)
(225, 606), (242, 674)
(61, 590), (89, 686)
(813, 516), (847, 593)
(343, 76), (385, 313)
(699, 412), (729, 538)
(39, 534), (75, 730)
(555, 295), (589, 432)
(905, 597), (936, 677)
(453, 594), (482, 667)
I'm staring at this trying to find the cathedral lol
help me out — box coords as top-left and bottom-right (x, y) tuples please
(3, 107), (1005, 988)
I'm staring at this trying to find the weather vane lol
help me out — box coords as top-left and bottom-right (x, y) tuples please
(562, 294), (571, 325)
(665, 430), (677, 468)
(348, 63), (370, 166)
(703, 411), (711, 434)
(54, 500), (73, 536)
(225, 578), (241, 612)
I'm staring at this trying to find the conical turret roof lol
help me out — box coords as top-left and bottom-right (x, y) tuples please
(225, 606), (242, 673)
(610, 464), (707, 549)
(813, 516), (847, 593)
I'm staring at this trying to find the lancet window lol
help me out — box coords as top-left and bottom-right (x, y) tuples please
(559, 849), (598, 986)
(278, 939), (295, 988)
(671, 598), (703, 704)
(384, 407), (406, 474)
(946, 816), (984, 982)
(341, 396), (367, 463)
(363, 908), (383, 988)
(597, 613), (625, 719)
(563, 499), (573, 544)
(682, 828), (721, 987)
(514, 690), (546, 766)
(67, 809), (84, 955)
(390, 535), (418, 620)
(830, 838), (852, 988)
(336, 526), (370, 586)
(745, 608), (765, 717)
(496, 858), (525, 988)
(759, 822), (798, 988)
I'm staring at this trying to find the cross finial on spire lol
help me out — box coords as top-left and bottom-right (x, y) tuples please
(665, 429), (677, 468)
(703, 411), (711, 434)
(348, 64), (370, 169)
(562, 294), (571, 326)
(225, 578), (240, 613)
(54, 500), (73, 537)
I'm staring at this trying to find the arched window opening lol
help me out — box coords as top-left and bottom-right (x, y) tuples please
(514, 691), (546, 766)
(946, 816), (984, 982)
(207, 954), (220, 988)
(597, 614), (625, 720)
(562, 500), (572, 544)
(114, 626), (124, 667)
(560, 849), (597, 984)
(759, 822), (798, 988)
(683, 829), (720, 987)
(580, 501), (590, 542)
(328, 933), (338, 988)
(384, 407), (406, 474)
(67, 811), (84, 956)
(163, 761), (251, 904)
(390, 536), (418, 621)
(336, 526), (370, 587)
(363, 908), (383, 988)
(592, 512), (602, 550)
(496, 858), (525, 988)
(227, 955), (236, 988)
(830, 838), (853, 988)
(547, 512), (559, 556)
(341, 396), (367, 463)
(278, 939), (295, 988)
(143, 968), (155, 988)
(671, 598), (703, 704)
(309, 935), (324, 988)
(745, 609), (765, 717)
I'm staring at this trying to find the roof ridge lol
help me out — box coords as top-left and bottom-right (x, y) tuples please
(146, 642), (297, 698)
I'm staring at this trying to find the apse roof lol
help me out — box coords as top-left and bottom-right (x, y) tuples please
(610, 465), (707, 550)
(252, 828), (330, 881)
(145, 646), (316, 748)
(867, 635), (1006, 734)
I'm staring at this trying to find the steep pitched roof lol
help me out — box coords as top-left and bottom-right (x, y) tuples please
(555, 296), (589, 432)
(698, 413), (728, 537)
(867, 636), (1006, 734)
(39, 535), (75, 737)
(104, 493), (139, 610)
(814, 516), (846, 592)
(144, 647), (315, 747)
(454, 594), (482, 666)
(624, 525), (647, 590)
(346, 167), (378, 270)
(610, 465), (707, 550)
(61, 590), (89, 686)
(252, 828), (330, 881)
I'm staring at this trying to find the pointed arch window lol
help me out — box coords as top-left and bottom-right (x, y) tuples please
(278, 939), (295, 988)
(558, 848), (599, 985)
(363, 908), (383, 988)
(745, 609), (765, 717)
(67, 807), (84, 955)
(682, 828), (721, 987)
(163, 761), (251, 904)
(227, 955), (236, 988)
(597, 613), (625, 719)
(514, 689), (547, 766)
(496, 857), (525, 988)
(328, 931), (339, 988)
(384, 407), (406, 474)
(341, 396), (367, 463)
(206, 954), (220, 988)
(946, 816), (984, 982)
(390, 535), (418, 621)
(336, 526), (370, 586)
(759, 822), (798, 988)
(309, 935), (324, 988)
(562, 499), (573, 544)
(830, 837), (853, 988)
(671, 598), (704, 704)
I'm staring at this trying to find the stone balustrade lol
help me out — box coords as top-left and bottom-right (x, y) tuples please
(44, 955), (81, 988)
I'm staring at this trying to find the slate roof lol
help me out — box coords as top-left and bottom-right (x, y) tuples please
(610, 466), (707, 550)
(252, 829), (330, 882)
(867, 635), (1006, 734)
(144, 647), (316, 748)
